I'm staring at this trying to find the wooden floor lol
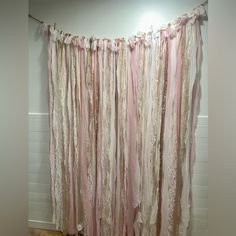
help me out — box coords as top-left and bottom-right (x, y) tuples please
(28, 228), (65, 236)
(29, 228), (83, 236)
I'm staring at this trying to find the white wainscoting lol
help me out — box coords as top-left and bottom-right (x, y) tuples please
(28, 113), (208, 235)
(191, 116), (208, 236)
(28, 113), (54, 229)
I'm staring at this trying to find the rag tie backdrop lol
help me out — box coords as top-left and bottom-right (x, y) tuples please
(42, 5), (206, 236)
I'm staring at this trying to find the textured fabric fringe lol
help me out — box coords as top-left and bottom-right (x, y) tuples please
(45, 5), (206, 236)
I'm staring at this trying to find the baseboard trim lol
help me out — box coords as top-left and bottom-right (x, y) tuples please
(28, 220), (56, 230)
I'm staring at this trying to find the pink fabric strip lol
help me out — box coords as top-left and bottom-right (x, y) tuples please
(66, 45), (78, 234)
(92, 50), (99, 236)
(160, 29), (173, 236)
(173, 23), (185, 235)
(190, 19), (202, 183)
(175, 25), (184, 155)
(95, 48), (103, 236)
(79, 47), (94, 236)
(126, 46), (138, 236)
(47, 27), (56, 225)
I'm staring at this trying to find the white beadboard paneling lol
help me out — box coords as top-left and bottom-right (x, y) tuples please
(195, 125), (208, 138)
(29, 142), (49, 154)
(29, 114), (49, 132)
(193, 162), (208, 174)
(192, 197), (208, 208)
(192, 219), (207, 230)
(192, 174), (208, 186)
(29, 114), (51, 222)
(29, 202), (52, 212)
(195, 149), (208, 162)
(195, 138), (208, 151)
(29, 121), (49, 132)
(192, 208), (208, 219)
(29, 201), (53, 222)
(29, 162), (50, 173)
(197, 116), (208, 125)
(29, 211), (53, 223)
(29, 173), (51, 184)
(29, 159), (49, 169)
(29, 153), (50, 163)
(29, 183), (50, 193)
(192, 186), (208, 198)
(191, 116), (208, 236)
(29, 192), (51, 203)
(29, 131), (49, 142)
(28, 113), (208, 236)
(28, 220), (56, 231)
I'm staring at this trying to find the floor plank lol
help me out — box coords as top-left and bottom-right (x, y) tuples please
(29, 228), (67, 236)
(29, 228), (84, 236)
